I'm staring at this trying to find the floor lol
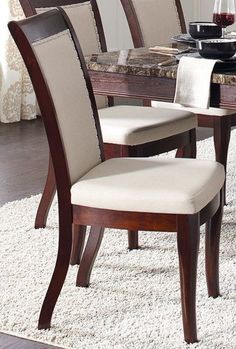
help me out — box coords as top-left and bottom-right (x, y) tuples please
(0, 118), (47, 206)
(0, 118), (59, 348)
(0, 117), (212, 348)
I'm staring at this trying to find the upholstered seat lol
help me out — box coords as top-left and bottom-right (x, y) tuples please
(71, 157), (224, 214)
(99, 105), (196, 145)
(151, 102), (236, 116)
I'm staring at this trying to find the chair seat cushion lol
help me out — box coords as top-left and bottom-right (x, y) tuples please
(98, 105), (196, 145)
(151, 101), (236, 116)
(71, 157), (225, 214)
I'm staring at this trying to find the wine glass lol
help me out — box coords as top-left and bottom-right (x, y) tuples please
(213, 0), (235, 37)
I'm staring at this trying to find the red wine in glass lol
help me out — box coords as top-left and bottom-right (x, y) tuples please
(213, 12), (235, 27)
(213, 0), (236, 36)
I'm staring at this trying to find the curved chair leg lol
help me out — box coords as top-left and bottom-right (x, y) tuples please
(205, 189), (224, 298)
(70, 224), (87, 265)
(176, 129), (197, 159)
(76, 226), (104, 287)
(213, 117), (231, 204)
(35, 154), (56, 229)
(177, 214), (200, 344)
(38, 209), (72, 329)
(128, 230), (139, 250)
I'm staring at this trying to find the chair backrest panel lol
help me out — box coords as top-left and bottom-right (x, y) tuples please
(19, 0), (108, 109)
(34, 30), (101, 184)
(9, 10), (102, 185)
(35, 3), (102, 56)
(121, 0), (186, 48)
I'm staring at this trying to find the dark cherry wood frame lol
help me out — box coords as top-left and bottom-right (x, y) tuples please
(20, 0), (196, 251)
(120, 0), (234, 203)
(9, 8), (224, 344)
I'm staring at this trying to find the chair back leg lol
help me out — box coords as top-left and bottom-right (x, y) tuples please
(35, 154), (56, 229)
(70, 224), (87, 265)
(176, 129), (196, 159)
(205, 188), (224, 298)
(128, 230), (139, 250)
(76, 226), (104, 287)
(213, 117), (231, 204)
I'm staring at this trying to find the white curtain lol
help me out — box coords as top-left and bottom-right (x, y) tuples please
(0, 0), (36, 123)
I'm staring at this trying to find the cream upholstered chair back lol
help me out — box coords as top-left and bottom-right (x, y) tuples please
(32, 26), (102, 184)
(121, 0), (185, 47)
(35, 3), (101, 55)
(35, 1), (107, 109)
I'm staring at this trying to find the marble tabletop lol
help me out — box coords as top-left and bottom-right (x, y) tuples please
(85, 47), (236, 86)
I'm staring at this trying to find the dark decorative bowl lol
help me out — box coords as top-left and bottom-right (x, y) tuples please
(197, 38), (236, 59)
(189, 22), (222, 39)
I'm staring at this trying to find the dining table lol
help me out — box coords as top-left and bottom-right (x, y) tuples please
(85, 46), (236, 111)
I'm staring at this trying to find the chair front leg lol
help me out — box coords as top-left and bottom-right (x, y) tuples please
(35, 153), (56, 229)
(76, 226), (104, 287)
(38, 205), (72, 330)
(177, 213), (200, 344)
(205, 189), (224, 298)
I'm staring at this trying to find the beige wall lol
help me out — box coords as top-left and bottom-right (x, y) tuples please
(194, 0), (214, 21)
(182, 0), (195, 24)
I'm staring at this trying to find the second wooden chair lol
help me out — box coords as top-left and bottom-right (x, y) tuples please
(120, 0), (235, 201)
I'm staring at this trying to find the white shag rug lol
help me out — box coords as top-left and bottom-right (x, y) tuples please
(0, 133), (236, 349)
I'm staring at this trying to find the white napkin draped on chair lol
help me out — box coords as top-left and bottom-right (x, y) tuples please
(174, 56), (218, 109)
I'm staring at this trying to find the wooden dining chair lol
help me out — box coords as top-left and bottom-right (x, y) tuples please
(9, 8), (225, 343)
(19, 0), (197, 257)
(120, 0), (235, 199)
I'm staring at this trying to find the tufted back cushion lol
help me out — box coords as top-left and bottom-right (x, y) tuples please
(36, 2), (107, 109)
(130, 0), (182, 46)
(33, 30), (101, 184)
